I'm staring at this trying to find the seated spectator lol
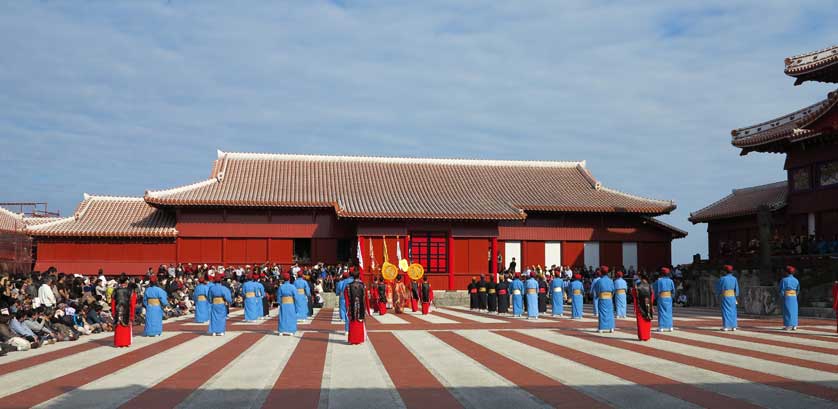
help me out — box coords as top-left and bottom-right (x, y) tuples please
(676, 293), (688, 307)
(10, 310), (41, 349)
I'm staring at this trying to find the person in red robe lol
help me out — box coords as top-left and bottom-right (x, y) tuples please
(420, 276), (433, 315)
(111, 276), (136, 348)
(633, 273), (654, 341)
(369, 276), (379, 312)
(393, 275), (407, 314)
(345, 268), (368, 345)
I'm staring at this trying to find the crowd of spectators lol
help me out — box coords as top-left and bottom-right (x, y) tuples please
(719, 234), (838, 258)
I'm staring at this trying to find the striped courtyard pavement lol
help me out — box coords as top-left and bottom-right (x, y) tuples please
(0, 306), (835, 409)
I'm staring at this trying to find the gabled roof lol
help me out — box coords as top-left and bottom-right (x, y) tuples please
(0, 206), (26, 233)
(730, 90), (838, 153)
(644, 217), (688, 238)
(785, 45), (838, 85)
(689, 181), (787, 224)
(26, 194), (177, 238)
(144, 151), (676, 219)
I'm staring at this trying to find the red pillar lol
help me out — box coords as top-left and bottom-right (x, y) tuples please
(448, 235), (455, 290)
(491, 237), (498, 282)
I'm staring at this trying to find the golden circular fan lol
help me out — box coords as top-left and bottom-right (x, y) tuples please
(407, 263), (425, 281)
(398, 259), (409, 272)
(382, 261), (398, 281)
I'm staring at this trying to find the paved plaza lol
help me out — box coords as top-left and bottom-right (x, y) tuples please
(0, 306), (835, 409)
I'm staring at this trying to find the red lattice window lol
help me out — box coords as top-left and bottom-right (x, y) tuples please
(409, 232), (448, 274)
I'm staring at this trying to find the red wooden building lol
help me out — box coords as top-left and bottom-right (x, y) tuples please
(691, 45), (838, 260)
(16, 151), (685, 289)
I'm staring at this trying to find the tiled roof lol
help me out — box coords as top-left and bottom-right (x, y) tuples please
(785, 45), (838, 85)
(644, 217), (688, 238)
(0, 206), (26, 233)
(26, 194), (177, 238)
(23, 217), (63, 226)
(689, 181), (787, 224)
(144, 151), (676, 219)
(730, 90), (838, 150)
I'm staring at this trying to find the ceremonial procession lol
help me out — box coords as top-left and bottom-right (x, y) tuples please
(2, 2), (838, 408)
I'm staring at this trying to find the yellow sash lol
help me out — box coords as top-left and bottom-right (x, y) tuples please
(659, 291), (672, 298)
(488, 289), (496, 294)
(197, 295), (207, 302)
(245, 291), (256, 298)
(722, 289), (736, 297)
(281, 296), (294, 304)
(572, 289), (582, 295)
(212, 297), (226, 305)
(512, 289), (521, 295)
(478, 288), (487, 293)
(599, 292), (612, 300)
(615, 289), (626, 294)
(297, 288), (305, 294)
(147, 298), (161, 306)
(526, 289), (537, 294)
(784, 290), (797, 296)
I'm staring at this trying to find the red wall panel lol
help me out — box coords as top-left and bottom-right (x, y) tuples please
(522, 241), (545, 269)
(247, 238), (268, 263)
(562, 242), (585, 267)
(180, 238), (202, 262)
(269, 239), (294, 264)
(600, 242), (623, 269)
(312, 239), (337, 264)
(452, 238), (470, 274)
(468, 239), (489, 276)
(200, 239), (223, 264)
(637, 242), (669, 272)
(224, 239), (248, 264)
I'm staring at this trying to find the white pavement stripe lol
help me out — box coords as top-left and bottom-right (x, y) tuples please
(0, 332), (179, 399)
(0, 331), (112, 364)
(323, 332), (406, 409)
(408, 311), (459, 324)
(178, 333), (301, 409)
(367, 313), (410, 325)
(394, 330), (551, 409)
(542, 330), (837, 409)
(436, 307), (506, 323)
(645, 336), (838, 388)
(331, 308), (342, 325)
(456, 330), (694, 409)
(35, 334), (238, 409)
(677, 327), (838, 349)
(232, 308), (279, 325)
(663, 330), (838, 365)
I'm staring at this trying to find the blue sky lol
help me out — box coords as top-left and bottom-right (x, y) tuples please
(1, 1), (836, 263)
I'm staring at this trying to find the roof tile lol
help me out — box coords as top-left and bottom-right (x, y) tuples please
(689, 181), (787, 223)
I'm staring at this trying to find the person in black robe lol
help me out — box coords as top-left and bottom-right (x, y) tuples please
(477, 275), (488, 310)
(467, 277), (478, 310)
(487, 278), (498, 312)
(377, 279), (387, 315)
(261, 277), (274, 317)
(410, 280), (421, 312)
(496, 274), (510, 314)
(537, 274), (548, 313)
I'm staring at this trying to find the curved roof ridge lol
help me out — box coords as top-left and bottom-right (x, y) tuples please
(145, 177), (219, 199)
(217, 150), (584, 168)
(731, 180), (786, 194)
(597, 185), (675, 208)
(0, 206), (23, 220)
(731, 92), (836, 139)
(784, 45), (838, 74)
(82, 193), (146, 201)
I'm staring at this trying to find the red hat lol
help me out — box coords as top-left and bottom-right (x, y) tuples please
(214, 274), (223, 283)
(281, 272), (291, 281)
(514, 272), (521, 278)
(149, 275), (158, 283)
(722, 265), (734, 273)
(343, 271), (350, 278)
(660, 267), (670, 275)
(601, 266), (610, 273)
(573, 273), (582, 280)
(785, 265), (796, 274)
(616, 271), (624, 278)
(252, 273), (260, 280)
(198, 276), (206, 284)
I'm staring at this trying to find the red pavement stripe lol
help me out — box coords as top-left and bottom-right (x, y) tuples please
(559, 329), (838, 403)
(683, 328), (838, 355)
(261, 331), (329, 409)
(0, 333), (200, 409)
(745, 328), (838, 344)
(799, 326), (838, 334)
(432, 331), (610, 409)
(120, 332), (265, 409)
(677, 329), (838, 366)
(497, 330), (761, 409)
(368, 332), (463, 409)
(0, 337), (108, 375)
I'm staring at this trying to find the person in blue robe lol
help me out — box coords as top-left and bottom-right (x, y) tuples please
(293, 274), (311, 322)
(277, 272), (298, 335)
(241, 274), (265, 322)
(143, 275), (168, 337)
(341, 273), (355, 333)
(208, 277), (233, 336)
(590, 270), (602, 317)
(715, 265), (739, 331)
(779, 266), (800, 330)
(549, 274), (566, 317)
(336, 271), (351, 323)
(570, 274), (584, 319)
(613, 271), (628, 319)
(592, 270), (615, 332)
(510, 273), (525, 317)
(193, 276), (211, 323)
(525, 273), (539, 319)
(653, 267), (675, 332)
